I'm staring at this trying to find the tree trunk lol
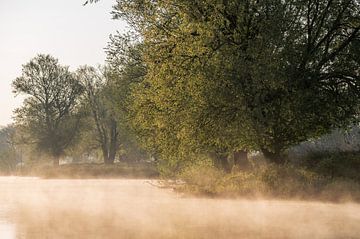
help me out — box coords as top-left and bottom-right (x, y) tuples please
(53, 157), (60, 167)
(211, 153), (231, 173)
(261, 148), (285, 164)
(102, 145), (110, 164)
(107, 118), (118, 164)
(233, 150), (249, 168)
(107, 146), (116, 164)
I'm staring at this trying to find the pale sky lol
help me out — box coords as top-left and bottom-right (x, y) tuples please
(0, 0), (127, 126)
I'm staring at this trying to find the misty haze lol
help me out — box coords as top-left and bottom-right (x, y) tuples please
(0, 0), (359, 238)
(0, 177), (359, 239)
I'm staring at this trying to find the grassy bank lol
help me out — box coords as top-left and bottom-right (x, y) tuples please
(175, 152), (360, 202)
(14, 162), (159, 179)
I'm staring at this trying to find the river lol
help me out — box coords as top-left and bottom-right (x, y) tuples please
(0, 177), (359, 238)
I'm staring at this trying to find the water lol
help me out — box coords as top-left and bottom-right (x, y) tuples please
(0, 177), (359, 238)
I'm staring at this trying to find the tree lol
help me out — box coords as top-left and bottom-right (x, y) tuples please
(106, 33), (152, 158)
(112, 0), (360, 167)
(0, 125), (18, 173)
(13, 54), (83, 166)
(77, 66), (120, 164)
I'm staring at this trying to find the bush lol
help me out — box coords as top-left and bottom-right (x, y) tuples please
(178, 158), (224, 196)
(297, 151), (360, 181)
(175, 157), (360, 202)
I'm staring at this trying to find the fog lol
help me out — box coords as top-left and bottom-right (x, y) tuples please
(0, 177), (359, 238)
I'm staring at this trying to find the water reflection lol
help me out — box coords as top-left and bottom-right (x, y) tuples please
(0, 203), (16, 239)
(0, 177), (359, 238)
(0, 223), (16, 239)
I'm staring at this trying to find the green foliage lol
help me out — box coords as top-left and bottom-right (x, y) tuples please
(106, 32), (151, 161)
(111, 0), (360, 168)
(13, 54), (83, 164)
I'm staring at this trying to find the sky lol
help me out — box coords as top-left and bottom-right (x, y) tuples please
(0, 0), (127, 126)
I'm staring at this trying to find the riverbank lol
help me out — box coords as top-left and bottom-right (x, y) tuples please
(6, 151), (360, 203)
(14, 162), (159, 179)
(175, 152), (360, 203)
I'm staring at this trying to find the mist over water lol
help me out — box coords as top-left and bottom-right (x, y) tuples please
(0, 177), (359, 239)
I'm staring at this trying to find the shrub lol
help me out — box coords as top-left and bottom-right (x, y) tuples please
(176, 156), (360, 202)
(298, 151), (360, 181)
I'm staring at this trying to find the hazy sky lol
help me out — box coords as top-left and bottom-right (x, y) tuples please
(0, 0), (126, 126)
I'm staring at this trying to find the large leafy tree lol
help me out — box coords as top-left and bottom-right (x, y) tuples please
(110, 0), (360, 167)
(13, 54), (83, 166)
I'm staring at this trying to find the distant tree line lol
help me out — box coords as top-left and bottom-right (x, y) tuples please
(12, 53), (145, 166)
